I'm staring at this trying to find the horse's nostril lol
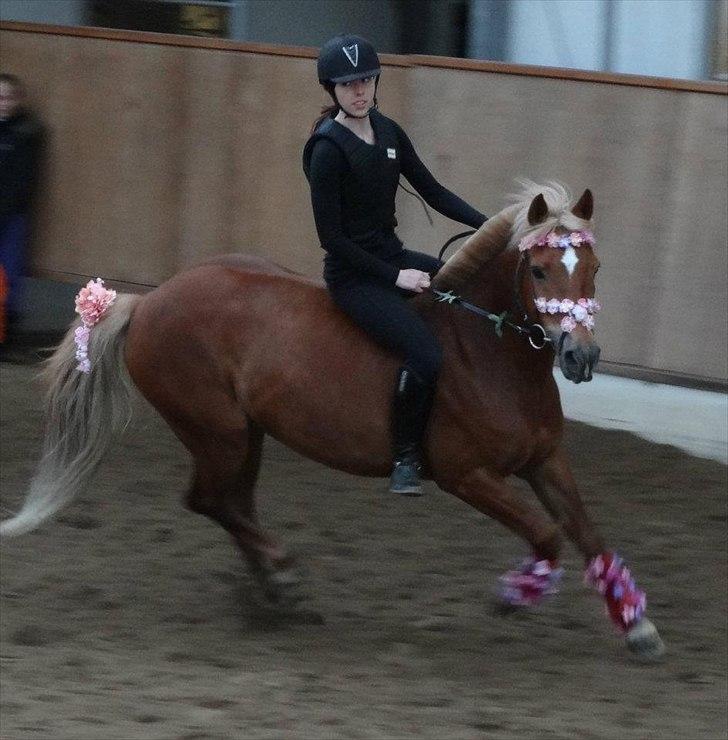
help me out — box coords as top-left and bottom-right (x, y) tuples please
(561, 348), (584, 383)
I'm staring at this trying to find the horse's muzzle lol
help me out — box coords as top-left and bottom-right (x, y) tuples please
(558, 332), (601, 384)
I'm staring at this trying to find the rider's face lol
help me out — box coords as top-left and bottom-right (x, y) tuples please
(0, 81), (22, 121)
(334, 76), (376, 117)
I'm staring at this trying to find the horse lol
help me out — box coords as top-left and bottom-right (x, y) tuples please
(0, 181), (664, 659)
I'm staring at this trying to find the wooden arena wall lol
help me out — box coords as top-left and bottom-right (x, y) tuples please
(1, 22), (726, 388)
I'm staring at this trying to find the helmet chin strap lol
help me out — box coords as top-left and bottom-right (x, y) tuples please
(342, 104), (376, 119)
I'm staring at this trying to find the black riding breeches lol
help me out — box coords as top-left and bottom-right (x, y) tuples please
(328, 249), (443, 385)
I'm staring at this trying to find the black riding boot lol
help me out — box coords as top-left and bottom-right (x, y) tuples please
(389, 367), (434, 496)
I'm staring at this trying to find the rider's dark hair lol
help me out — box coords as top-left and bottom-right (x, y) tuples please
(310, 83), (338, 135)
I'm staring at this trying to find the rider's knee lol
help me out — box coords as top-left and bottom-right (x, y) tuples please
(409, 342), (442, 386)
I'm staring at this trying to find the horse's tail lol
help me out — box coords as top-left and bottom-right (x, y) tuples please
(0, 293), (141, 537)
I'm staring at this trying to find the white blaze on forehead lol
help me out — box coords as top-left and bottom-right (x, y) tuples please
(561, 246), (579, 276)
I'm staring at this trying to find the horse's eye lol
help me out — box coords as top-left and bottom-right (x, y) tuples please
(531, 266), (546, 280)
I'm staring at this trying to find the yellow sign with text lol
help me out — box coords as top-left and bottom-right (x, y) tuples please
(179, 5), (228, 38)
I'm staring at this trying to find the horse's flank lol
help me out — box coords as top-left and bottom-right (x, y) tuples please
(126, 257), (395, 476)
(125, 243), (562, 492)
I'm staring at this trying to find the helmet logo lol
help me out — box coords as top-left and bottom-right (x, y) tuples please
(342, 43), (359, 67)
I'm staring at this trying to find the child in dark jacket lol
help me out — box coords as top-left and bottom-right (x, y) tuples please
(0, 73), (45, 340)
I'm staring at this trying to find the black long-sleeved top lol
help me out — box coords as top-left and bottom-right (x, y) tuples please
(305, 111), (486, 286)
(0, 109), (45, 221)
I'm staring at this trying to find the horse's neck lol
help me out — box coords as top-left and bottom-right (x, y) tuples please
(426, 248), (555, 378)
(465, 247), (523, 311)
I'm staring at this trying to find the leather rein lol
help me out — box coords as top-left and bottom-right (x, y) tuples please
(432, 231), (552, 350)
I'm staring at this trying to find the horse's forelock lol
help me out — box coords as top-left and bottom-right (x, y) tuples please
(508, 180), (594, 249)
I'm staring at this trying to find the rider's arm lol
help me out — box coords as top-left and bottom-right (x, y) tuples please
(308, 139), (399, 285)
(395, 123), (488, 229)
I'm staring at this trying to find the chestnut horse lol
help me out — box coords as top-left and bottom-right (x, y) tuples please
(1, 182), (664, 658)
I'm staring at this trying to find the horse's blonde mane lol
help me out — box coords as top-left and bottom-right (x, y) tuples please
(433, 180), (593, 290)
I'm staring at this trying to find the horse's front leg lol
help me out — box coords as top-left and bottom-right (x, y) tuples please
(447, 467), (566, 608)
(523, 446), (665, 658)
(521, 446), (604, 559)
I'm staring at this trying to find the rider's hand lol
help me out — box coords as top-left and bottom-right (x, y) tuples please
(396, 269), (431, 293)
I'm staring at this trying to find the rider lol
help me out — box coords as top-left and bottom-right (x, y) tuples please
(303, 35), (487, 496)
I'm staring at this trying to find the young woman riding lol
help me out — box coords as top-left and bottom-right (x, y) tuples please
(303, 35), (488, 496)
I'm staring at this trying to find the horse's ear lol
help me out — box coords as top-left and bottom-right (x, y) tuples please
(527, 193), (549, 225)
(572, 188), (593, 220)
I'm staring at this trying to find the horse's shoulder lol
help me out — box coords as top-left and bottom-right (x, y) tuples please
(196, 254), (324, 288)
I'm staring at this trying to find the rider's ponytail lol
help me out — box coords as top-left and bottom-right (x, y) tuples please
(310, 81), (338, 135)
(310, 104), (338, 135)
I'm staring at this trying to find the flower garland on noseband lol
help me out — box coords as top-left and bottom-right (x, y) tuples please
(518, 229), (601, 333)
(73, 278), (117, 373)
(534, 297), (601, 333)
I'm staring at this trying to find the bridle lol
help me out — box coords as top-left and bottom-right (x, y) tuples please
(432, 231), (552, 350)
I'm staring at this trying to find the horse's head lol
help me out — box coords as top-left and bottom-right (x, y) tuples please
(431, 181), (602, 383)
(517, 187), (601, 383)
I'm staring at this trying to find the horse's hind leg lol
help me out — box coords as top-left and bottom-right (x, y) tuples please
(522, 446), (664, 657)
(211, 421), (300, 602)
(179, 420), (298, 604)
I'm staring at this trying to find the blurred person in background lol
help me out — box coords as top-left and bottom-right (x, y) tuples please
(303, 35), (488, 497)
(0, 73), (45, 349)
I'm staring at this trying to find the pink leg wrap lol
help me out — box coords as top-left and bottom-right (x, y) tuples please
(499, 557), (563, 606)
(585, 552), (646, 632)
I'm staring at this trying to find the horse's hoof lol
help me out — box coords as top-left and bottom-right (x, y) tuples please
(263, 574), (301, 604)
(626, 618), (665, 660)
(246, 551), (303, 605)
(260, 563), (307, 608)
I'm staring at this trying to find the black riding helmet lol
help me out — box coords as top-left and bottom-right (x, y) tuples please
(317, 35), (381, 118)
(317, 34), (381, 84)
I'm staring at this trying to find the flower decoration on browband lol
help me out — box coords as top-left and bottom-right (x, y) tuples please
(534, 297), (601, 333)
(73, 278), (117, 373)
(518, 229), (595, 252)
